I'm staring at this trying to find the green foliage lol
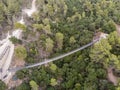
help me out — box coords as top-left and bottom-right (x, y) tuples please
(16, 69), (28, 79)
(73, 83), (81, 90)
(33, 24), (43, 31)
(14, 22), (26, 31)
(15, 45), (27, 60)
(1, 0), (120, 89)
(50, 78), (57, 86)
(90, 39), (119, 68)
(50, 63), (57, 71)
(108, 31), (120, 45)
(45, 38), (54, 53)
(69, 36), (76, 44)
(0, 0), (22, 28)
(46, 87), (55, 90)
(6, 0), (20, 15)
(0, 80), (7, 90)
(90, 34), (120, 70)
(42, 18), (49, 25)
(9, 36), (22, 44)
(108, 31), (120, 55)
(102, 20), (117, 33)
(29, 80), (39, 90)
(16, 82), (30, 90)
(0, 3), (5, 23)
(43, 25), (51, 34)
(55, 32), (64, 50)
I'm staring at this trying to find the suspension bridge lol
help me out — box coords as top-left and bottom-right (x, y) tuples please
(8, 39), (99, 72)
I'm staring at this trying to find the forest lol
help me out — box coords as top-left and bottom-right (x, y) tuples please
(0, 0), (120, 90)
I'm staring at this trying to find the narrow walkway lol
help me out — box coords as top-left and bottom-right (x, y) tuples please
(9, 39), (99, 72)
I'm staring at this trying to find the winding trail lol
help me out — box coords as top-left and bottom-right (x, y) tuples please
(23, 0), (37, 17)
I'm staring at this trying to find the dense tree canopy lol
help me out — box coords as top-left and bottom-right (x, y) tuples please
(0, 0), (120, 90)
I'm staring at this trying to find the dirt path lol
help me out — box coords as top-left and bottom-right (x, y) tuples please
(116, 24), (120, 35)
(107, 68), (118, 86)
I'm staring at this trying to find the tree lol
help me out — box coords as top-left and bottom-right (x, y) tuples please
(42, 18), (49, 25)
(0, 80), (7, 90)
(102, 20), (117, 33)
(45, 38), (54, 53)
(73, 83), (81, 90)
(16, 69), (28, 79)
(55, 32), (64, 50)
(43, 25), (51, 34)
(0, 3), (5, 24)
(108, 31), (120, 45)
(32, 24), (43, 31)
(9, 36), (22, 44)
(64, 4), (68, 16)
(6, 0), (20, 15)
(50, 78), (57, 86)
(15, 45), (27, 60)
(29, 80), (39, 90)
(50, 63), (57, 72)
(14, 22), (26, 31)
(82, 12), (86, 18)
(108, 31), (120, 55)
(69, 36), (76, 44)
(16, 82), (30, 90)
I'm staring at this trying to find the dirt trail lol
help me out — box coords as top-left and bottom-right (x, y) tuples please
(116, 24), (120, 35)
(107, 68), (118, 86)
